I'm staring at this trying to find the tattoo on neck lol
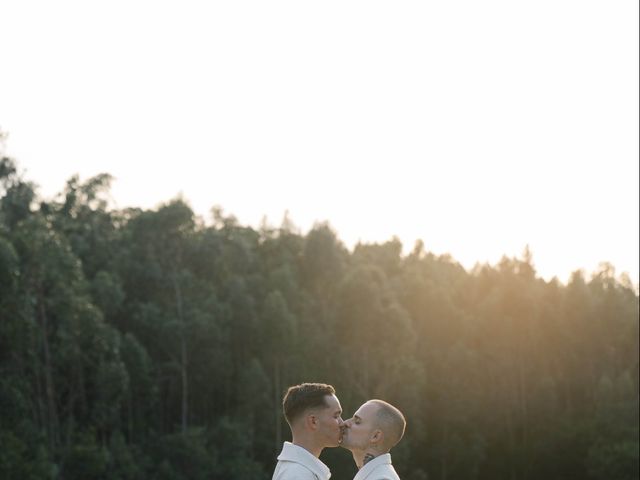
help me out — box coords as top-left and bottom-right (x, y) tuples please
(363, 453), (376, 465)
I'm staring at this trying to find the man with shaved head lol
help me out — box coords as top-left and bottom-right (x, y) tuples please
(340, 399), (406, 480)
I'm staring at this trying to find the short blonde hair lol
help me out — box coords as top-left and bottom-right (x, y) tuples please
(368, 399), (406, 449)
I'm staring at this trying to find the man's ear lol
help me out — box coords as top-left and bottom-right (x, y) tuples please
(306, 414), (319, 431)
(371, 429), (384, 446)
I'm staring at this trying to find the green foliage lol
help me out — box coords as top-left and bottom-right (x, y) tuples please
(61, 432), (109, 480)
(0, 154), (638, 479)
(587, 440), (640, 480)
(146, 429), (215, 480)
(210, 418), (268, 480)
(0, 431), (52, 480)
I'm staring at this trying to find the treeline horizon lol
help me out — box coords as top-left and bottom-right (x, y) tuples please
(1, 153), (638, 480)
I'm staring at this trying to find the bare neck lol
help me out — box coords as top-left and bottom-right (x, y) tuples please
(351, 447), (386, 470)
(291, 433), (324, 459)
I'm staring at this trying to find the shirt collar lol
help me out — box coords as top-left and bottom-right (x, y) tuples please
(277, 442), (331, 480)
(353, 453), (392, 480)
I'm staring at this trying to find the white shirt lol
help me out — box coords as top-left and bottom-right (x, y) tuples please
(353, 453), (400, 480)
(272, 442), (331, 480)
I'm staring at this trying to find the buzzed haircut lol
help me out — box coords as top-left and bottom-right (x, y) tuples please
(369, 399), (406, 449)
(283, 383), (336, 425)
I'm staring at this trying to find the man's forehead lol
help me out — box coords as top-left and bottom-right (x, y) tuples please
(354, 401), (378, 418)
(325, 394), (342, 410)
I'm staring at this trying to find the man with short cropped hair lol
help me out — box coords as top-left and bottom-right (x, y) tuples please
(340, 399), (406, 480)
(272, 383), (344, 480)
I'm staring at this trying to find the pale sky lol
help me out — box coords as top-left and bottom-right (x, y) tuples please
(1, 1), (638, 285)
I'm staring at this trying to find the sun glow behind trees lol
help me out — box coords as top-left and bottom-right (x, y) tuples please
(1, 159), (638, 479)
(1, 0), (638, 286)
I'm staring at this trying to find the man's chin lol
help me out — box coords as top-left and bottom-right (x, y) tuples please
(337, 439), (352, 451)
(325, 438), (343, 449)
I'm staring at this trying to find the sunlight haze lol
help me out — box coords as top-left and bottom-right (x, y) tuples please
(1, 0), (638, 285)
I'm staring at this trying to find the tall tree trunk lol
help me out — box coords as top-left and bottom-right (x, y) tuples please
(173, 272), (188, 434)
(180, 336), (188, 434)
(505, 390), (518, 480)
(440, 423), (448, 480)
(128, 391), (134, 442)
(517, 338), (531, 480)
(39, 294), (59, 449)
(33, 347), (45, 434)
(274, 358), (282, 453)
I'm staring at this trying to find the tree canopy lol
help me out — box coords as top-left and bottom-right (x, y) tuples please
(0, 151), (638, 480)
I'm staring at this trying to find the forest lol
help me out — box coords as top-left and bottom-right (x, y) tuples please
(0, 150), (638, 480)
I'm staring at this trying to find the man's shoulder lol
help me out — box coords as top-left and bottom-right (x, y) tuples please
(369, 463), (400, 480)
(273, 459), (321, 480)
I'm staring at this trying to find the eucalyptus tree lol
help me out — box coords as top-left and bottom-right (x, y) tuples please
(117, 199), (200, 434)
